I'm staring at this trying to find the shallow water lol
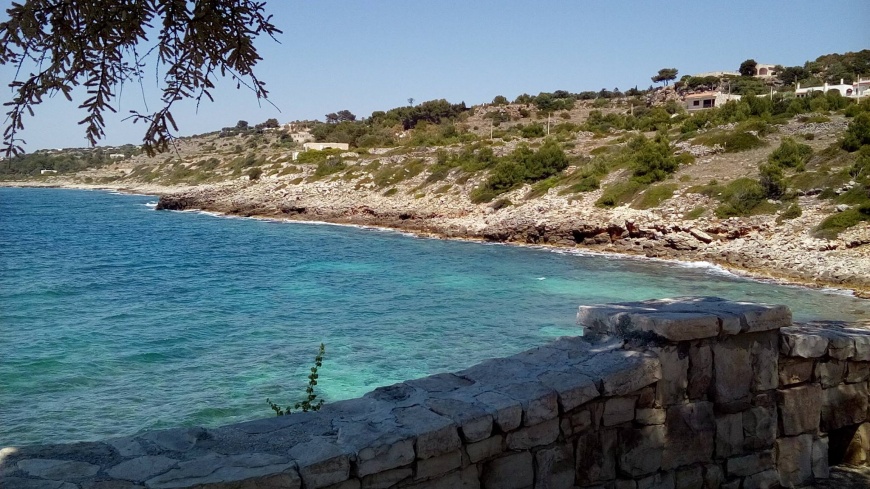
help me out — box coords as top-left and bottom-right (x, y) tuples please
(0, 187), (866, 446)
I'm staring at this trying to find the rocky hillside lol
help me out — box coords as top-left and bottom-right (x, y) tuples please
(5, 96), (870, 296)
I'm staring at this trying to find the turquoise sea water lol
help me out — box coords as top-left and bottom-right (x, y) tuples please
(1, 187), (867, 446)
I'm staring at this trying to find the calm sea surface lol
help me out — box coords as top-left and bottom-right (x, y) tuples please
(1, 187), (867, 446)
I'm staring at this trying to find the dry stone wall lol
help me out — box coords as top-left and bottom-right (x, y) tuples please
(2, 297), (870, 489)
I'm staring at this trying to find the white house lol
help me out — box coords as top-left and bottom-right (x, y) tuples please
(795, 78), (870, 98)
(40, 169), (57, 175)
(684, 91), (742, 112)
(754, 63), (779, 78)
(302, 142), (349, 151)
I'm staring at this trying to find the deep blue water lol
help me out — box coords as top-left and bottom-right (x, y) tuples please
(1, 187), (867, 446)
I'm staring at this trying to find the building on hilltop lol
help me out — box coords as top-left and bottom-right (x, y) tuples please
(683, 91), (742, 112)
(302, 142), (349, 151)
(690, 71), (740, 78)
(754, 63), (779, 78)
(795, 78), (870, 98)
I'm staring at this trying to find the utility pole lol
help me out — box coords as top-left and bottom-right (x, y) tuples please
(547, 112), (551, 136)
(490, 118), (493, 140)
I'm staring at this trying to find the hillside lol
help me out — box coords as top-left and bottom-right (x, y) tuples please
(4, 89), (870, 296)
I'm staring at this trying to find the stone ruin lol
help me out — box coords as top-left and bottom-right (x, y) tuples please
(2, 296), (870, 488)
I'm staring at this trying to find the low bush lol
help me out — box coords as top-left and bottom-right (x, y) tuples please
(814, 204), (870, 239)
(714, 178), (766, 217)
(632, 183), (678, 209)
(777, 203), (802, 223)
(768, 138), (813, 170)
(596, 180), (646, 208)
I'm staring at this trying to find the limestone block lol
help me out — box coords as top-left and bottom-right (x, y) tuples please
(355, 439), (415, 478)
(635, 408), (666, 426)
(661, 402), (715, 470)
(749, 331), (779, 392)
(144, 453), (299, 489)
(842, 422), (870, 465)
(778, 357), (814, 386)
(636, 471), (675, 489)
(845, 361), (870, 383)
(578, 297), (790, 341)
(465, 435), (503, 464)
(715, 413), (744, 458)
(106, 456), (178, 482)
(405, 373), (474, 394)
(615, 480), (637, 489)
(777, 384), (822, 436)
(776, 434), (813, 488)
(17, 459), (101, 480)
(560, 409), (592, 437)
(289, 438), (353, 489)
(742, 469), (779, 489)
(687, 343), (712, 400)
(603, 397), (637, 427)
(703, 464), (724, 489)
(674, 465), (703, 489)
(575, 429), (617, 485)
(594, 351), (662, 397)
(415, 450), (461, 481)
(812, 436), (830, 480)
(636, 386), (657, 409)
(403, 465), (479, 489)
(743, 406), (777, 451)
(482, 452), (533, 489)
(140, 427), (207, 452)
(537, 369), (600, 412)
(81, 482), (145, 489)
(107, 436), (147, 458)
(848, 330), (870, 361)
(617, 425), (665, 477)
(506, 418), (560, 450)
(474, 391), (523, 432)
(822, 330), (857, 360)
(780, 327), (829, 358)
(425, 398), (493, 443)
(324, 480), (361, 489)
(0, 479), (77, 489)
(720, 479), (741, 489)
(821, 383), (869, 431)
(726, 450), (773, 477)
(533, 443), (574, 489)
(815, 359), (846, 388)
(361, 467), (412, 489)
(652, 345), (688, 407)
(394, 406), (461, 460)
(500, 382), (559, 427)
(625, 311), (720, 341)
(712, 338), (752, 407)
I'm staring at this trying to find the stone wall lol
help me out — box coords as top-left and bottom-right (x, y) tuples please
(2, 297), (869, 489)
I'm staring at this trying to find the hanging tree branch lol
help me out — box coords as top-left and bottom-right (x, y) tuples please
(0, 0), (280, 156)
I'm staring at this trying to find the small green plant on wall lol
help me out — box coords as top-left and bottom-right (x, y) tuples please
(267, 343), (326, 415)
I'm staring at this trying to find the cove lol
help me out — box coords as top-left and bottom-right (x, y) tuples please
(0, 187), (866, 447)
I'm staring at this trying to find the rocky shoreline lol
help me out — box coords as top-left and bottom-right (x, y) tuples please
(6, 177), (870, 298)
(146, 178), (870, 299)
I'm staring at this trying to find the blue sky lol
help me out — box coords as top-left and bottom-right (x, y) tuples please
(1, 0), (868, 151)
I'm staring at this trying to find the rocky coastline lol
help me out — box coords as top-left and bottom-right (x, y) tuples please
(139, 176), (870, 299)
(5, 172), (869, 298)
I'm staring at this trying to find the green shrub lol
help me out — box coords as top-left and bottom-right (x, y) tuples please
(714, 178), (766, 217)
(685, 206), (706, 220)
(596, 180), (646, 208)
(842, 113), (870, 152)
(247, 167), (263, 180)
(694, 130), (765, 153)
(267, 344), (326, 416)
(520, 123), (545, 138)
(632, 183), (678, 209)
(314, 157), (346, 177)
(759, 162), (786, 198)
(383, 187), (398, 197)
(491, 198), (512, 210)
(814, 205), (870, 239)
(777, 203), (802, 222)
(563, 176), (600, 194)
(768, 138), (813, 170)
